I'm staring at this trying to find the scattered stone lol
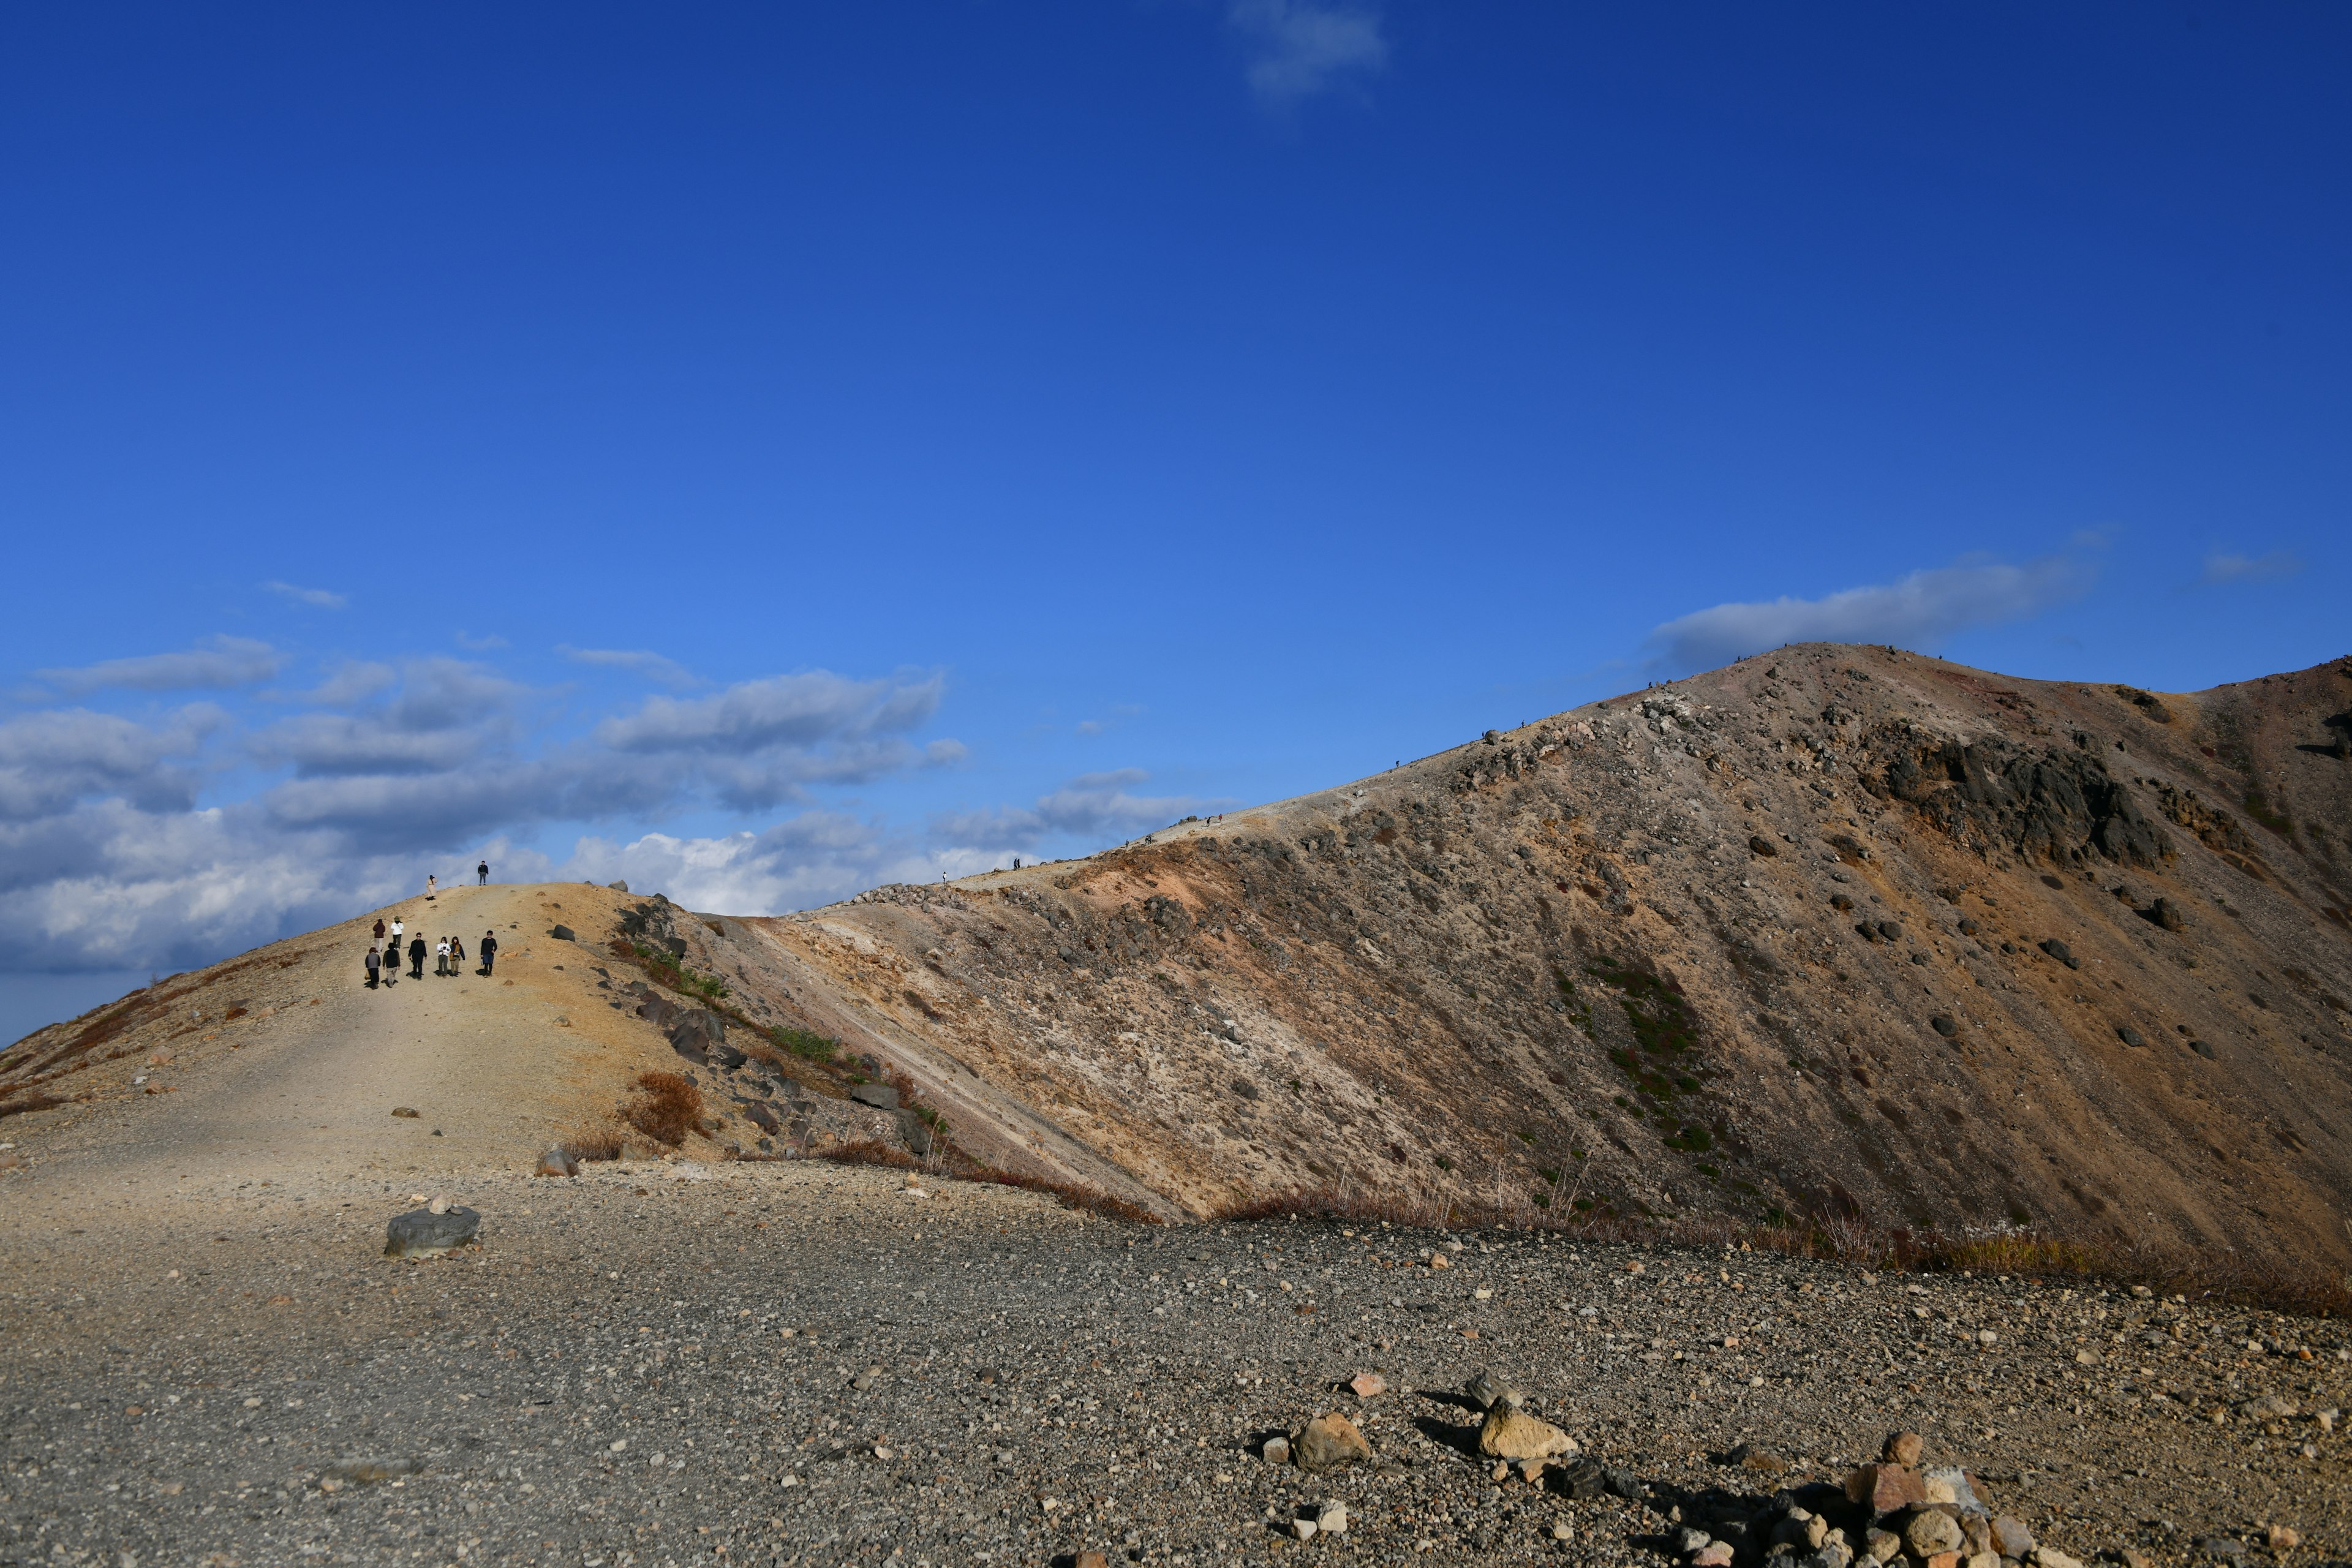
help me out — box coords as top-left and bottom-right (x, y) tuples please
(1845, 1460), (1924, 1511)
(897, 1109), (934, 1157)
(1552, 1520), (1576, 1543)
(1903, 1510), (1964, 1558)
(2192, 1040), (2218, 1060)
(1693, 1545), (1734, 1567)
(1477, 1405), (1574, 1461)
(2116, 1025), (2146, 1046)
(383, 1205), (480, 1259)
(2032, 1548), (2086, 1568)
(1289, 1518), (1317, 1542)
(1930, 1015), (1959, 1038)
(2150, 897), (2187, 931)
(2239, 1392), (2297, 1419)
(1291, 1412), (1372, 1472)
(426, 1195), (452, 1215)
(391, 1107), (420, 1118)
(1261, 1436), (1290, 1466)
(1728, 1441), (1789, 1475)
(1074, 1553), (1108, 1568)
(550, 925), (575, 941)
(1348, 1371), (1387, 1399)
(608, 881), (629, 892)
(743, 1102), (782, 1135)
(535, 1147), (579, 1178)
(1992, 1520), (2036, 1559)
(2265, 1526), (2300, 1553)
(1749, 835), (1779, 858)
(1883, 1431), (1924, 1466)
(848, 1084), (900, 1111)
(1866, 1529), (1904, 1564)
(1552, 1459), (1607, 1500)
(1464, 1368), (1523, 1410)
(2039, 938), (2080, 970)
(2193, 1539), (2246, 1563)
(1314, 1501), (1349, 1535)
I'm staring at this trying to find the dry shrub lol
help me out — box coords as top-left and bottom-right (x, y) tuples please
(0, 1091), (66, 1120)
(620, 1071), (704, 1147)
(962, 1167), (1161, 1225)
(812, 1137), (922, 1172)
(564, 1125), (626, 1162)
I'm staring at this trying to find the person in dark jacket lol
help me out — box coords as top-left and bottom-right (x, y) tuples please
(408, 934), (428, 979)
(477, 860), (489, 886)
(372, 918), (386, 940)
(364, 944), (381, 989)
(479, 930), (498, 976)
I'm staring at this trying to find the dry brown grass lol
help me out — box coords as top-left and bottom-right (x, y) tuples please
(1210, 1185), (2352, 1319)
(0, 1090), (67, 1120)
(619, 1071), (704, 1147)
(788, 1139), (1161, 1224)
(564, 1125), (626, 1162)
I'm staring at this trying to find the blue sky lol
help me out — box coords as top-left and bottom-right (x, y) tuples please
(2, 2), (2346, 1039)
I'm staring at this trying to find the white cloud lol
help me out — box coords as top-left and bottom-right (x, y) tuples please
(2199, 550), (2302, 586)
(558, 645), (696, 690)
(38, 636), (282, 695)
(1646, 556), (2091, 673)
(0, 706), (220, 821)
(563, 812), (935, 916)
(262, 580), (347, 609)
(598, 671), (941, 754)
(1229, 0), (1386, 104)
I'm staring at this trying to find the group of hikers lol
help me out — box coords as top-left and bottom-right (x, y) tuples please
(364, 911), (498, 988)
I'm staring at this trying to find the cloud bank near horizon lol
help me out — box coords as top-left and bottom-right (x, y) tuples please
(0, 642), (1196, 982)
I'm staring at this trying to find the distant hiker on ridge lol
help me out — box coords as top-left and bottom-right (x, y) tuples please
(408, 933), (427, 979)
(477, 859), (489, 886)
(478, 929), (497, 977)
(426, 873), (437, 901)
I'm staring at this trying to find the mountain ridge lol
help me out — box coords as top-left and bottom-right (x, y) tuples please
(8, 642), (2350, 1272)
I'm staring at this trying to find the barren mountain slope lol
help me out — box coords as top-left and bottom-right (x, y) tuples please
(692, 644), (2352, 1266)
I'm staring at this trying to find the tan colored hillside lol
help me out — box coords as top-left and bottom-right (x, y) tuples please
(8, 643), (2351, 1274)
(700, 644), (2352, 1267)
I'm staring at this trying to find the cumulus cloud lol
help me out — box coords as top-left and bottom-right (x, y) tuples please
(2199, 550), (2302, 586)
(38, 636), (282, 695)
(599, 671), (941, 754)
(1646, 556), (2091, 674)
(262, 580), (347, 609)
(933, 769), (1208, 853)
(1229, 0), (1386, 104)
(0, 706), (221, 822)
(564, 813), (935, 916)
(559, 645), (695, 690)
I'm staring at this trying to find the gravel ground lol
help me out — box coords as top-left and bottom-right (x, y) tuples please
(4, 1159), (2345, 1567)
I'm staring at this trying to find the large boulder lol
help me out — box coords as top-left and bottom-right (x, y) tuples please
(1290, 1412), (1372, 1472)
(848, 1083), (900, 1111)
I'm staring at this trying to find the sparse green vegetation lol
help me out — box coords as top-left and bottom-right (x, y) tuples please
(770, 1025), (840, 1065)
(631, 941), (729, 1003)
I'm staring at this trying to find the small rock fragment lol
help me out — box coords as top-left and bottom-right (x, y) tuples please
(1477, 1406), (1575, 1461)
(2266, 1526), (2300, 1553)
(1315, 1501), (1349, 1535)
(1903, 1510), (1964, 1558)
(1991, 1517), (2035, 1558)
(1262, 1436), (1291, 1466)
(535, 1147), (580, 1178)
(1749, 835), (1779, 858)
(1348, 1371), (1387, 1400)
(391, 1107), (420, 1119)
(1882, 1431), (1924, 1466)
(1292, 1413), (1372, 1472)
(1289, 1518), (1317, 1542)
(1465, 1368), (1523, 1410)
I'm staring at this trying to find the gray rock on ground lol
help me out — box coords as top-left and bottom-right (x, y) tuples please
(384, 1205), (481, 1258)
